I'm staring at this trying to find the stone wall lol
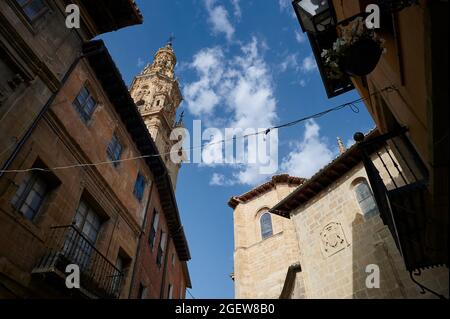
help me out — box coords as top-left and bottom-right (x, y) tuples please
(290, 151), (448, 299)
(233, 183), (301, 299)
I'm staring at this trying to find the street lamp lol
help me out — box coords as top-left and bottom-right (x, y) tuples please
(292, 0), (336, 33)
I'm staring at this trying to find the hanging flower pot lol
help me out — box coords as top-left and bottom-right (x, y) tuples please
(340, 38), (383, 76)
(321, 17), (385, 80)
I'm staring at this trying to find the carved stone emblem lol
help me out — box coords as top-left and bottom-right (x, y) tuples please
(320, 222), (348, 257)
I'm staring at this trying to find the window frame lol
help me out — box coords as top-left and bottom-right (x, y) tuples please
(167, 283), (173, 299)
(11, 172), (49, 221)
(12, 0), (49, 23)
(133, 172), (146, 201)
(73, 199), (102, 245)
(72, 85), (98, 124)
(148, 209), (159, 249)
(156, 230), (167, 268)
(106, 134), (123, 166)
(354, 180), (379, 217)
(260, 212), (274, 240)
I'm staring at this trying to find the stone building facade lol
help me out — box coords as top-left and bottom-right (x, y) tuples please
(230, 131), (448, 299)
(0, 0), (191, 299)
(228, 175), (305, 299)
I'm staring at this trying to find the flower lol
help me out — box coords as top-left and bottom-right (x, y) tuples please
(321, 16), (385, 80)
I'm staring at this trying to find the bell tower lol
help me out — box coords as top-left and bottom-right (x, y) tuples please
(130, 41), (183, 189)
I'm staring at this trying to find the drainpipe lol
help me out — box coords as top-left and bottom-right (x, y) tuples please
(128, 180), (154, 298)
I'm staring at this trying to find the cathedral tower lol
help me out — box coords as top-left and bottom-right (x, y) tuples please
(130, 42), (183, 189)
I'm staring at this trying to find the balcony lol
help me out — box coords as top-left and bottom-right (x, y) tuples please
(354, 128), (448, 297)
(32, 225), (123, 299)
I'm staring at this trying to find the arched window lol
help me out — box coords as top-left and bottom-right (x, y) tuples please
(354, 180), (378, 216)
(260, 212), (273, 240)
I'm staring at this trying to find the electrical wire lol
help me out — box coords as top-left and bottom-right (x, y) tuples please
(0, 85), (397, 174)
(186, 288), (196, 299)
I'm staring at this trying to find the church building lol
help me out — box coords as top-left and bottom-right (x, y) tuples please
(229, 130), (448, 299)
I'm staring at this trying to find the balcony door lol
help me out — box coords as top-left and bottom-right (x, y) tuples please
(64, 200), (102, 271)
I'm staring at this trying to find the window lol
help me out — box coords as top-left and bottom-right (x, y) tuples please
(65, 200), (102, 271)
(133, 173), (146, 201)
(138, 284), (147, 299)
(148, 210), (159, 249)
(180, 284), (184, 299)
(156, 231), (167, 268)
(15, 0), (48, 22)
(73, 200), (102, 244)
(354, 180), (378, 216)
(171, 252), (176, 267)
(112, 256), (124, 294)
(73, 86), (97, 123)
(11, 172), (48, 220)
(107, 134), (123, 165)
(167, 284), (173, 299)
(260, 212), (273, 240)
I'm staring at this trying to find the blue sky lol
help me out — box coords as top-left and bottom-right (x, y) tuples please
(100, 0), (375, 298)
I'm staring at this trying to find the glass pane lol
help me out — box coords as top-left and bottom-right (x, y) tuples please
(23, 0), (46, 20)
(21, 205), (35, 220)
(85, 97), (96, 114)
(355, 183), (371, 202)
(153, 212), (159, 230)
(11, 173), (32, 207)
(260, 213), (273, 239)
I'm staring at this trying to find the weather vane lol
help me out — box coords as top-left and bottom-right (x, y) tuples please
(167, 33), (176, 46)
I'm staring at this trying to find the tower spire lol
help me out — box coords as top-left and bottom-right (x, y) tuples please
(129, 43), (183, 189)
(337, 137), (347, 155)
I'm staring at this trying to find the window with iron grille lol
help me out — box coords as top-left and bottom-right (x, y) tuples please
(11, 172), (48, 220)
(156, 230), (167, 268)
(14, 0), (48, 22)
(73, 86), (97, 123)
(148, 209), (159, 249)
(354, 180), (379, 216)
(260, 212), (273, 240)
(107, 134), (123, 166)
(133, 173), (146, 201)
(66, 200), (102, 271)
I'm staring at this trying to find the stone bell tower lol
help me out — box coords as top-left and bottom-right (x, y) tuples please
(130, 41), (183, 189)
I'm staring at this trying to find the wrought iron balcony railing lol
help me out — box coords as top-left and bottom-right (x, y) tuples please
(354, 128), (447, 299)
(33, 225), (123, 299)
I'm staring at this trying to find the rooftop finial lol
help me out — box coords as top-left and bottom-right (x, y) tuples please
(167, 33), (175, 47)
(337, 137), (346, 155)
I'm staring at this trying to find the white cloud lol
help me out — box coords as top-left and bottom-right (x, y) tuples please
(281, 120), (335, 178)
(279, 0), (297, 18)
(301, 55), (317, 73)
(280, 53), (299, 73)
(184, 37), (279, 186)
(204, 0), (235, 41)
(295, 30), (306, 44)
(183, 47), (224, 115)
(279, 0), (290, 11)
(210, 173), (235, 186)
(137, 57), (145, 68)
(346, 138), (356, 149)
(231, 0), (241, 19)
